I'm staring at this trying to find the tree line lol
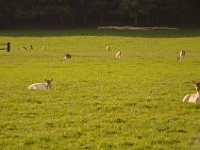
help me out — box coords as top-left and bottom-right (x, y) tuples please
(0, 0), (200, 27)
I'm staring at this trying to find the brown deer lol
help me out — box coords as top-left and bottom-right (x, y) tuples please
(64, 53), (72, 60)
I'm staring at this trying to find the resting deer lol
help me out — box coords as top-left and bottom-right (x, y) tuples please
(64, 53), (72, 60)
(177, 50), (186, 62)
(183, 81), (200, 103)
(116, 51), (122, 59)
(28, 79), (53, 90)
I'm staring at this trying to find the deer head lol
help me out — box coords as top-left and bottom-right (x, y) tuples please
(44, 79), (53, 89)
(193, 81), (200, 91)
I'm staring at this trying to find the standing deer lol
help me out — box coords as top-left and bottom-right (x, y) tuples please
(116, 51), (122, 59)
(177, 50), (186, 62)
(183, 81), (200, 103)
(106, 45), (111, 51)
(28, 79), (53, 90)
(43, 46), (46, 50)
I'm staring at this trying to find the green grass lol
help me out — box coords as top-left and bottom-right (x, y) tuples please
(1, 28), (200, 149)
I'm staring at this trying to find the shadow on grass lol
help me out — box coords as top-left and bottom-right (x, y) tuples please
(1, 27), (200, 38)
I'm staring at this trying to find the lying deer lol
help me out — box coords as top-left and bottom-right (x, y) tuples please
(28, 79), (53, 90)
(183, 81), (200, 103)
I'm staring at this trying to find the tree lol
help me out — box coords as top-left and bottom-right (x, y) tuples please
(119, 0), (139, 25)
(0, 0), (200, 27)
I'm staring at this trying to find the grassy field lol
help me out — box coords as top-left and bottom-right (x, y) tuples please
(1, 28), (200, 149)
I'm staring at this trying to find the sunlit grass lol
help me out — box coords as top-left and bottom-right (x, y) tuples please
(0, 28), (200, 149)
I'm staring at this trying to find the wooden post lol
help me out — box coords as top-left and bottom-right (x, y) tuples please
(7, 42), (10, 52)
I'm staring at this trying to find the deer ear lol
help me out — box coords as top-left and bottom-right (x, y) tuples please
(193, 80), (197, 84)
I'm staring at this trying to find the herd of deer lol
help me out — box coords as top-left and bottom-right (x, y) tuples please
(26, 45), (198, 103)
(19, 45), (122, 59)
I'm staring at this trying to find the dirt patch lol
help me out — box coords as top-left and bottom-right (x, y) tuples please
(98, 26), (179, 30)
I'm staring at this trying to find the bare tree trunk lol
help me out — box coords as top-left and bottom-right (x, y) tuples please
(134, 14), (138, 25)
(147, 11), (150, 25)
(100, 14), (104, 24)
(174, 14), (177, 24)
(83, 16), (87, 25)
(156, 15), (160, 23)
(71, 16), (75, 27)
(181, 15), (184, 24)
(60, 15), (64, 25)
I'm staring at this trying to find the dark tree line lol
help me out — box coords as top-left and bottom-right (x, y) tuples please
(0, 0), (200, 27)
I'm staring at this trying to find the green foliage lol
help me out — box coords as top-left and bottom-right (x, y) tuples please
(0, 0), (200, 27)
(1, 28), (200, 149)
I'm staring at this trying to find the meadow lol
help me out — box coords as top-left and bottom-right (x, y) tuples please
(1, 28), (200, 149)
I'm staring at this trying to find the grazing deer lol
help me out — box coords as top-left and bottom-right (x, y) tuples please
(28, 79), (53, 90)
(116, 51), (122, 59)
(177, 50), (186, 62)
(18, 46), (31, 51)
(106, 45), (110, 51)
(22, 46), (28, 51)
(183, 81), (200, 103)
(64, 53), (72, 60)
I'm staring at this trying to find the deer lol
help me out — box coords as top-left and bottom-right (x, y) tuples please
(22, 46), (28, 51)
(106, 45), (111, 51)
(30, 45), (33, 49)
(43, 46), (46, 50)
(177, 50), (186, 62)
(183, 81), (200, 103)
(18, 45), (32, 51)
(28, 79), (53, 90)
(64, 53), (72, 60)
(116, 51), (122, 59)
